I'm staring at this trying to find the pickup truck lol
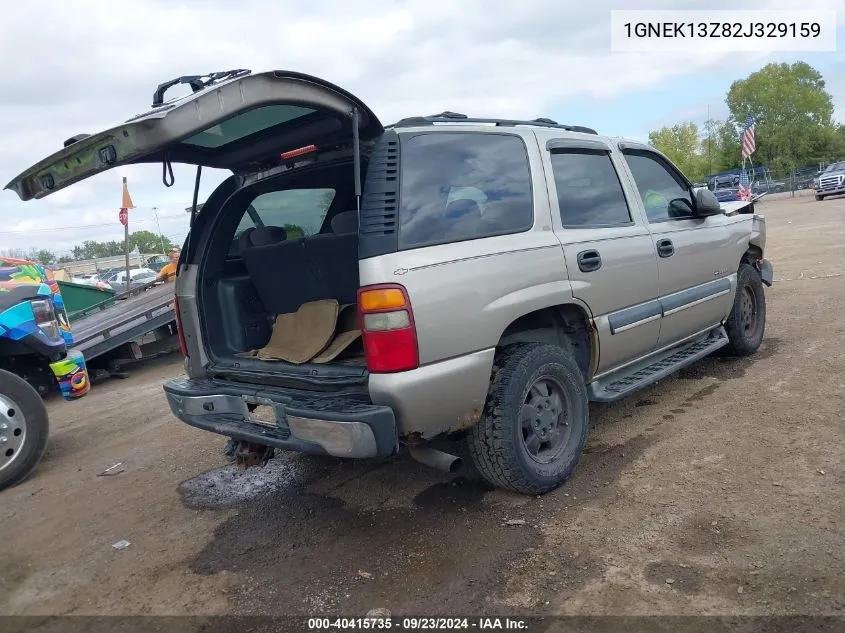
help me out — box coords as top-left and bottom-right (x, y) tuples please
(4, 69), (772, 495)
(814, 161), (845, 200)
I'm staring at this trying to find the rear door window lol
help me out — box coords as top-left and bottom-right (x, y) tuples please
(398, 133), (533, 248)
(549, 151), (632, 228)
(231, 188), (336, 254)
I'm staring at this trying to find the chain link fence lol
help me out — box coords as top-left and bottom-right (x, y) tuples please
(706, 163), (830, 197)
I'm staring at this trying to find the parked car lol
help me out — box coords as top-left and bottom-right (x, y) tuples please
(712, 187), (742, 202)
(4, 69), (772, 495)
(814, 161), (845, 200)
(708, 174), (739, 190)
(110, 268), (158, 292)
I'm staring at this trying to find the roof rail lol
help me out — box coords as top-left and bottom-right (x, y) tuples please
(388, 112), (597, 135)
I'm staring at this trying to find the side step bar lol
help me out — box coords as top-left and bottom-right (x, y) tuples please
(588, 327), (728, 403)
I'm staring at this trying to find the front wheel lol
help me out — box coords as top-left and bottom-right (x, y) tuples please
(0, 369), (50, 491)
(723, 263), (767, 356)
(468, 344), (588, 495)
(815, 194), (824, 201)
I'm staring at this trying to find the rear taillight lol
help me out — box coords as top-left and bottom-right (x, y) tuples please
(357, 284), (419, 373)
(173, 298), (188, 357)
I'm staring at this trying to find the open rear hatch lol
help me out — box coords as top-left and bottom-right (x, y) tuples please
(5, 70), (385, 390)
(4, 69), (383, 200)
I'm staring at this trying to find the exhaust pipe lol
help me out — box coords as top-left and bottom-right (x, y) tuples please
(409, 446), (463, 473)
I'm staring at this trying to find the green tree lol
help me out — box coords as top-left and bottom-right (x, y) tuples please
(71, 240), (123, 260)
(283, 223), (306, 239)
(129, 230), (172, 254)
(0, 248), (56, 266)
(726, 61), (838, 171)
(32, 249), (56, 266)
(700, 119), (743, 175)
(649, 122), (707, 181)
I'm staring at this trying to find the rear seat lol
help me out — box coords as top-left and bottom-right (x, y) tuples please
(239, 211), (360, 315)
(240, 226), (325, 315)
(304, 211), (359, 306)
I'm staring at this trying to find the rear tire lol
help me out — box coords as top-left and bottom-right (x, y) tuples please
(723, 263), (766, 356)
(0, 369), (49, 491)
(468, 344), (588, 495)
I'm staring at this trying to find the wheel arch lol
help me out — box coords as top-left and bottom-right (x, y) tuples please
(496, 301), (596, 381)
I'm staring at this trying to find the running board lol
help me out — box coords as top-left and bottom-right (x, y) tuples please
(588, 327), (728, 403)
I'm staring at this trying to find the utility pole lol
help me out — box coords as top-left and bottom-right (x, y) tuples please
(707, 104), (712, 178)
(152, 206), (167, 255)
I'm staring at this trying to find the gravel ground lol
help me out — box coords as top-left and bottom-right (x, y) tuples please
(1, 191), (843, 624)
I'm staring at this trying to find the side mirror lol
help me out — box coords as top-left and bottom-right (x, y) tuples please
(694, 188), (723, 217)
(668, 198), (694, 218)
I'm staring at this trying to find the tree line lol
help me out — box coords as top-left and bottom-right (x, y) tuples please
(649, 61), (845, 183)
(2, 223), (308, 268)
(1, 231), (176, 267)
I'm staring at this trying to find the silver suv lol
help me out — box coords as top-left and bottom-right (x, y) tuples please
(5, 70), (773, 494)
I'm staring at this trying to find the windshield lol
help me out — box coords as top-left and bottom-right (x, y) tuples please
(824, 162), (845, 172)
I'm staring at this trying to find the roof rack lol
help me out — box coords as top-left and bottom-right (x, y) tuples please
(388, 111), (597, 135)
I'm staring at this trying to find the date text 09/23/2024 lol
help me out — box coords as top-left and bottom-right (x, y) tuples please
(307, 617), (530, 630)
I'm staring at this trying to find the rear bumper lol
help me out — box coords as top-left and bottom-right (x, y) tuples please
(163, 377), (398, 458)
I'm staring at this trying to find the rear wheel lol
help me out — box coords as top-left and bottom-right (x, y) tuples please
(0, 369), (49, 491)
(468, 343), (588, 495)
(723, 263), (766, 356)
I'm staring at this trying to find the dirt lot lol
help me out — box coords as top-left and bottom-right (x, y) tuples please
(1, 192), (843, 622)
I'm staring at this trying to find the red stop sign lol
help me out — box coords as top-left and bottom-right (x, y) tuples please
(118, 208), (128, 226)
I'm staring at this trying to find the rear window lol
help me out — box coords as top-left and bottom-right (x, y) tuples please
(398, 133), (533, 248)
(231, 188), (335, 254)
(181, 105), (316, 149)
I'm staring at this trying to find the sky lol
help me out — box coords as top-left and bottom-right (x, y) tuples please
(1, 0), (843, 257)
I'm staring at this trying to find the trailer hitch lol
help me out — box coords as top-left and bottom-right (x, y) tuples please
(224, 439), (274, 469)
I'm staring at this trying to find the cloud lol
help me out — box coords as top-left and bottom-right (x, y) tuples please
(1, 0), (843, 253)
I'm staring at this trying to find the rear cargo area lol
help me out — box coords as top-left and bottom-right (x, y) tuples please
(198, 158), (369, 379)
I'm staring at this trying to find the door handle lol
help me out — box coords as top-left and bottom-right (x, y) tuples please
(656, 238), (674, 258)
(577, 249), (602, 272)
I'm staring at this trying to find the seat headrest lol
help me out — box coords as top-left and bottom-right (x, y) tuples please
(238, 227), (256, 253)
(251, 226), (288, 246)
(330, 210), (358, 234)
(238, 225), (288, 251)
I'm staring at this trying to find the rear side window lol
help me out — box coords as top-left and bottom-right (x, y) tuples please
(398, 133), (533, 248)
(232, 188), (335, 251)
(550, 151), (632, 228)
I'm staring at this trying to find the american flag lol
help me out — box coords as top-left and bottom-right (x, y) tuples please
(741, 115), (756, 159)
(738, 168), (753, 202)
